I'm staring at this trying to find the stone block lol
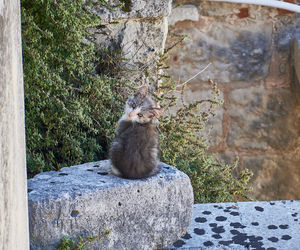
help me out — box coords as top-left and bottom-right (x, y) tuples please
(227, 87), (300, 151)
(183, 84), (224, 146)
(244, 153), (300, 201)
(274, 25), (300, 53)
(197, 108), (224, 147)
(168, 4), (199, 26)
(89, 18), (168, 71)
(28, 160), (194, 249)
(87, 0), (171, 83)
(87, 0), (172, 23)
(229, 85), (264, 106)
(166, 21), (273, 83)
(266, 22), (300, 89)
(227, 86), (268, 150)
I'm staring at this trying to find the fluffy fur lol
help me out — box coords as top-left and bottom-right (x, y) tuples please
(109, 86), (162, 179)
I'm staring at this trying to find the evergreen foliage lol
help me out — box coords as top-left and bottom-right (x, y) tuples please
(57, 229), (110, 250)
(21, 0), (128, 177)
(21, 0), (252, 202)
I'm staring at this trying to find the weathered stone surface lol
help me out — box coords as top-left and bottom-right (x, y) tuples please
(28, 160), (194, 249)
(202, 108), (224, 146)
(214, 150), (238, 168)
(168, 83), (225, 146)
(291, 38), (300, 103)
(88, 0), (172, 23)
(165, 1), (300, 201)
(168, 5), (199, 26)
(262, 89), (300, 150)
(87, 0), (172, 83)
(89, 17), (168, 83)
(244, 153), (300, 201)
(274, 22), (300, 53)
(226, 87), (300, 200)
(229, 85), (264, 106)
(227, 87), (300, 151)
(168, 200), (300, 249)
(227, 85), (268, 150)
(166, 18), (272, 83)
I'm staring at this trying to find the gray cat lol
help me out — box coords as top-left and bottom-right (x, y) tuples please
(109, 85), (163, 179)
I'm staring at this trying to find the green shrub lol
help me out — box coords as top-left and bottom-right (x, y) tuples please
(57, 230), (110, 250)
(22, 0), (252, 202)
(21, 0), (128, 177)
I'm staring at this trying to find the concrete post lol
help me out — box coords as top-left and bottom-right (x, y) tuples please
(0, 0), (29, 249)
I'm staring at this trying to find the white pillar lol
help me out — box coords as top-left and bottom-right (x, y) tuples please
(0, 0), (29, 249)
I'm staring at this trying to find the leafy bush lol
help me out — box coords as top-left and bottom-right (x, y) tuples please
(57, 230), (110, 250)
(21, 0), (252, 202)
(21, 0), (128, 177)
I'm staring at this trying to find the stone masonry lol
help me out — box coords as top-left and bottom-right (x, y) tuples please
(166, 1), (300, 200)
(87, 0), (172, 84)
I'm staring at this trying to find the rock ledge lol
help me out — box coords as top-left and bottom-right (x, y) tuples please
(28, 160), (193, 249)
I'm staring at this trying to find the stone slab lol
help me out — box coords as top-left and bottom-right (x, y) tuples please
(28, 160), (193, 249)
(168, 5), (199, 26)
(168, 200), (300, 249)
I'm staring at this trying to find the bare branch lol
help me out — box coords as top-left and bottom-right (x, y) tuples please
(177, 63), (212, 88)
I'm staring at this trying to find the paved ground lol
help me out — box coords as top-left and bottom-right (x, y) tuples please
(167, 200), (300, 250)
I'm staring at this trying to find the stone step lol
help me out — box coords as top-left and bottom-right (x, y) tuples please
(27, 160), (193, 249)
(168, 200), (300, 249)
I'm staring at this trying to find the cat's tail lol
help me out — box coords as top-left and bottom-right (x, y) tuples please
(147, 162), (162, 178)
(124, 162), (162, 179)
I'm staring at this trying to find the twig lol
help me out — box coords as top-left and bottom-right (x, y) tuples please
(177, 62), (212, 88)
(164, 35), (186, 54)
(178, 63), (211, 105)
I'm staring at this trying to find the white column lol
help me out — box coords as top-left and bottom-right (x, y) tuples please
(0, 0), (29, 249)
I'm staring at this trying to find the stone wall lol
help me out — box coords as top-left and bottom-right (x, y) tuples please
(87, 0), (172, 84)
(166, 1), (300, 200)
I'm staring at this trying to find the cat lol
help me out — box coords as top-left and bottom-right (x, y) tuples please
(109, 85), (163, 179)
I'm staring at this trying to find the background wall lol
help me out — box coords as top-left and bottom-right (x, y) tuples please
(166, 0), (300, 200)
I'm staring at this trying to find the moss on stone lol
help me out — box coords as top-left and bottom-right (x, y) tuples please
(120, 0), (132, 12)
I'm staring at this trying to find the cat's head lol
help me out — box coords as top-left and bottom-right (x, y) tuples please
(124, 85), (162, 124)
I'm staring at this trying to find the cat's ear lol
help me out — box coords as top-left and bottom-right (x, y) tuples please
(135, 85), (148, 98)
(149, 108), (163, 118)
